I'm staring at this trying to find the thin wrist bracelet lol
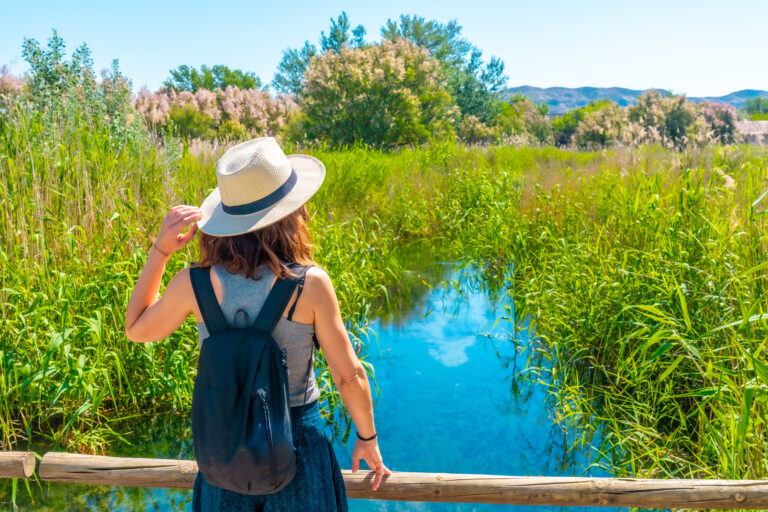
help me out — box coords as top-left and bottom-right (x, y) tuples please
(152, 242), (171, 258)
(357, 431), (377, 442)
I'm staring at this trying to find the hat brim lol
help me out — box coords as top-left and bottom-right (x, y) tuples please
(197, 154), (325, 236)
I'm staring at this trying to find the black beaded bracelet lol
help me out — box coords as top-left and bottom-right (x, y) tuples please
(357, 431), (377, 442)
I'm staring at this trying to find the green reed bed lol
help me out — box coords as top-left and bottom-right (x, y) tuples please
(509, 145), (768, 483)
(3, 92), (768, 493)
(0, 97), (525, 452)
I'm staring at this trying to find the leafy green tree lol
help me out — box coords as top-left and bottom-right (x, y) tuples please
(169, 104), (216, 139)
(488, 98), (526, 138)
(743, 97), (768, 120)
(163, 64), (262, 92)
(320, 11), (366, 52)
(381, 15), (507, 123)
(298, 39), (456, 148)
(272, 42), (318, 96)
(21, 30), (71, 98)
(272, 12), (365, 96)
(381, 16), (469, 67)
(551, 109), (583, 147)
(743, 97), (768, 114)
(20, 30), (134, 134)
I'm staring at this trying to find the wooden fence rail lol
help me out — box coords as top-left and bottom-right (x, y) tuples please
(32, 452), (768, 509)
(0, 452), (35, 479)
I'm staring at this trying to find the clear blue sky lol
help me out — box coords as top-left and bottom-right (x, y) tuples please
(2, 0), (766, 97)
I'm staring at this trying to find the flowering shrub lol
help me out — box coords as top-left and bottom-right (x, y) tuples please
(699, 102), (738, 144)
(0, 66), (25, 114)
(574, 101), (627, 149)
(513, 98), (553, 145)
(625, 92), (740, 148)
(628, 90), (698, 148)
(457, 114), (495, 144)
(484, 96), (552, 145)
(0, 66), (24, 96)
(298, 39), (457, 148)
(134, 86), (296, 141)
(543, 92), (742, 150)
(133, 88), (170, 125)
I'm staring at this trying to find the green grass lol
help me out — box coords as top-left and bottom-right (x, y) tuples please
(510, 145), (768, 481)
(3, 91), (768, 500)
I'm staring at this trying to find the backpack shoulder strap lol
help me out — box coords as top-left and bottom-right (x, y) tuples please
(189, 266), (230, 335)
(253, 265), (300, 334)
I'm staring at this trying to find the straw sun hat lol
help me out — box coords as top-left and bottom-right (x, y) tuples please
(197, 137), (325, 236)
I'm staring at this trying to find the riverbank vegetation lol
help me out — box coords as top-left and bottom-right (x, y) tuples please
(2, 22), (768, 507)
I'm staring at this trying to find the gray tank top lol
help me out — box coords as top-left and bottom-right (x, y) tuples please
(196, 263), (321, 407)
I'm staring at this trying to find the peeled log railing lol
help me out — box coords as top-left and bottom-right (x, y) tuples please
(27, 452), (768, 509)
(0, 452), (35, 479)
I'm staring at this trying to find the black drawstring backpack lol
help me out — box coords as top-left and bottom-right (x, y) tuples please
(190, 262), (316, 495)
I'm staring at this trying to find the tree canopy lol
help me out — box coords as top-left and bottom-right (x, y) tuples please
(272, 12), (366, 96)
(163, 64), (262, 92)
(381, 15), (507, 123)
(299, 39), (456, 148)
(272, 13), (508, 125)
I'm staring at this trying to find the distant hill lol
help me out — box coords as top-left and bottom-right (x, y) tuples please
(502, 86), (768, 114)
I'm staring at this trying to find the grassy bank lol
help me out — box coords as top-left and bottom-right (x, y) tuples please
(3, 93), (768, 491)
(512, 145), (768, 480)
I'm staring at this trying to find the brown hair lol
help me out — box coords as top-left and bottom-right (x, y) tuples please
(198, 204), (316, 280)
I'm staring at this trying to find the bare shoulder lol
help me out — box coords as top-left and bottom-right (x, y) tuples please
(169, 266), (193, 289)
(302, 266), (343, 327)
(305, 265), (333, 288)
(168, 267), (196, 303)
(304, 266), (336, 302)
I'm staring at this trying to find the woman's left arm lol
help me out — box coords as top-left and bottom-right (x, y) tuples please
(125, 205), (202, 343)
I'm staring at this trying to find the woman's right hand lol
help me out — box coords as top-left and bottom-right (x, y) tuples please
(351, 438), (391, 490)
(154, 205), (202, 255)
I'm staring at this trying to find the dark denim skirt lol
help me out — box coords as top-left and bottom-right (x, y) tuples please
(192, 400), (348, 511)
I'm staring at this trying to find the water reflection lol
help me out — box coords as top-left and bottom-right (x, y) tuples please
(3, 261), (619, 511)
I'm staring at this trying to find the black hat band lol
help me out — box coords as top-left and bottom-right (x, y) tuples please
(221, 168), (298, 216)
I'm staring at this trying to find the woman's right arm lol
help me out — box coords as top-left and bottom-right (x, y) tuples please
(309, 267), (391, 491)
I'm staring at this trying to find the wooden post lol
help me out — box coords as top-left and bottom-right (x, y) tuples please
(37, 453), (768, 509)
(0, 452), (36, 479)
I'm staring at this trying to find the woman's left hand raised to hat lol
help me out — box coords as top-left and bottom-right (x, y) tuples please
(154, 205), (203, 256)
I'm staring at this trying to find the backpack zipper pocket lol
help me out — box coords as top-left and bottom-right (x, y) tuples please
(281, 348), (290, 376)
(256, 388), (278, 478)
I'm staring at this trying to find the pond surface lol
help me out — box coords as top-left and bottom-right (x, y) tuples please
(6, 262), (621, 511)
(334, 262), (614, 512)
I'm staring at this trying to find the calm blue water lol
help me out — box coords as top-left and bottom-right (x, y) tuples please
(331, 263), (615, 512)
(6, 262), (622, 511)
